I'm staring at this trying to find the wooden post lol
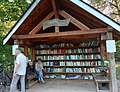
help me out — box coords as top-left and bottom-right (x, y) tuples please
(32, 47), (35, 61)
(24, 46), (28, 56)
(51, 0), (59, 32)
(106, 31), (118, 92)
(100, 35), (104, 66)
(100, 33), (107, 65)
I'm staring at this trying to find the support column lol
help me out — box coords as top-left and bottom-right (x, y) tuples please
(107, 31), (118, 92)
(51, 0), (60, 33)
(100, 33), (107, 65)
(24, 46), (28, 56)
(31, 47), (35, 61)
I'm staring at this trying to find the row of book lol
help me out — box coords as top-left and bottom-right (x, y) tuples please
(36, 48), (100, 54)
(66, 75), (93, 80)
(65, 61), (102, 66)
(35, 43), (74, 49)
(44, 74), (93, 80)
(36, 54), (101, 60)
(66, 48), (100, 53)
(65, 68), (100, 73)
(44, 68), (65, 73)
(42, 61), (102, 66)
(79, 41), (99, 46)
(44, 75), (65, 79)
(35, 41), (99, 49)
(35, 44), (50, 48)
(52, 43), (74, 48)
(43, 67), (101, 73)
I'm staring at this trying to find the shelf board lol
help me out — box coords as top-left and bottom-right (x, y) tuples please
(41, 59), (101, 62)
(64, 66), (106, 68)
(35, 52), (100, 56)
(66, 72), (99, 74)
(43, 66), (107, 68)
(43, 66), (65, 68)
(44, 72), (65, 74)
(44, 72), (100, 74)
(35, 45), (100, 50)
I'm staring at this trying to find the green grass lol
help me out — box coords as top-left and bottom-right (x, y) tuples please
(116, 62), (120, 80)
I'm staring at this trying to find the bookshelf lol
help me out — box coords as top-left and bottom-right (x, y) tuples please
(35, 42), (108, 80)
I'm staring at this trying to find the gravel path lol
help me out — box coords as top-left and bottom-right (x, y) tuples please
(26, 79), (96, 92)
(118, 80), (120, 92)
(14, 79), (120, 92)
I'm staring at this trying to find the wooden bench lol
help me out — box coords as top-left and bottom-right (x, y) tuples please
(27, 71), (38, 88)
(93, 74), (111, 92)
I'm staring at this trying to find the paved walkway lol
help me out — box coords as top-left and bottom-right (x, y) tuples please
(26, 79), (96, 92)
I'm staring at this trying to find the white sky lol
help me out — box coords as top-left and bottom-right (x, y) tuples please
(83, 0), (89, 3)
(9, 0), (32, 3)
(9, 0), (13, 2)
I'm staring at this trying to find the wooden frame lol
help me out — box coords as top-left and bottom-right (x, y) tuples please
(106, 31), (118, 92)
(29, 11), (55, 35)
(51, 0), (59, 32)
(13, 28), (108, 39)
(59, 10), (90, 30)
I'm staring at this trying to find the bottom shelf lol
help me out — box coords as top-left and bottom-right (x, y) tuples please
(44, 74), (94, 80)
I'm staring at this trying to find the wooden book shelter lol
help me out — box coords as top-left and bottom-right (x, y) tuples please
(3, 0), (120, 92)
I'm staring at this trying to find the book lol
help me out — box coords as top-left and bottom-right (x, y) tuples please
(35, 42), (104, 80)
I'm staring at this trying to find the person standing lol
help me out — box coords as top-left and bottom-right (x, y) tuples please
(17, 56), (29, 91)
(35, 58), (45, 83)
(9, 48), (27, 92)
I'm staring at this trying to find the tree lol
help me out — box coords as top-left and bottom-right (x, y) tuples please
(0, 0), (33, 22)
(115, 41), (120, 62)
(85, 0), (120, 62)
(0, 0), (33, 64)
(85, 0), (120, 23)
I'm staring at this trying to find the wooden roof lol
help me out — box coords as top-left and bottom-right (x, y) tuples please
(3, 0), (120, 45)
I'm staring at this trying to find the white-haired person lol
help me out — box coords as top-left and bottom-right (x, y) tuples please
(9, 48), (27, 92)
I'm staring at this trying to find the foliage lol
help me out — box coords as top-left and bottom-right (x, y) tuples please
(84, 0), (120, 62)
(0, 23), (13, 63)
(0, 0), (33, 64)
(115, 41), (120, 62)
(116, 62), (120, 79)
(0, 0), (33, 23)
(86, 0), (120, 23)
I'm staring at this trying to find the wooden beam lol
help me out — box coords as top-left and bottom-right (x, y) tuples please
(106, 31), (118, 92)
(55, 26), (59, 33)
(51, 0), (59, 32)
(59, 10), (90, 30)
(51, 0), (59, 18)
(112, 30), (120, 40)
(13, 28), (108, 39)
(29, 11), (54, 34)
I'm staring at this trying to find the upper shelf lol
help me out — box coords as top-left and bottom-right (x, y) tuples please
(35, 45), (100, 50)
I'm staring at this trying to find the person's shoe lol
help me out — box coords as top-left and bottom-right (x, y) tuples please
(42, 80), (45, 84)
(38, 80), (41, 84)
(25, 87), (29, 89)
(19, 89), (21, 91)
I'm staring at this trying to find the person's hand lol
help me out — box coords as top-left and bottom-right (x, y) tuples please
(13, 73), (16, 78)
